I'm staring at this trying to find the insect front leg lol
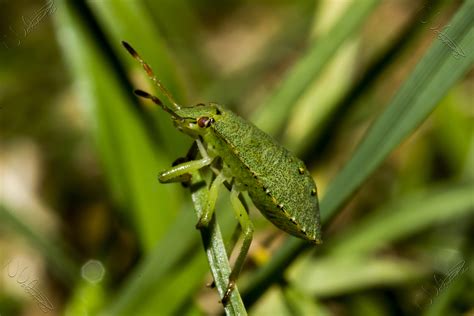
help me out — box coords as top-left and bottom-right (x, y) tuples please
(195, 172), (226, 229)
(221, 186), (254, 305)
(158, 156), (213, 183)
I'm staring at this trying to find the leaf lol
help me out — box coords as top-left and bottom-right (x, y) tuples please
(53, 1), (181, 250)
(242, 1), (474, 305)
(102, 210), (200, 315)
(251, 0), (382, 136)
(288, 256), (427, 296)
(189, 169), (247, 315)
(329, 183), (474, 256)
(0, 205), (78, 283)
(86, 0), (191, 158)
(321, 1), (474, 222)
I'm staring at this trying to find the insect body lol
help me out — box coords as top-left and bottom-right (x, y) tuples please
(207, 107), (322, 242)
(122, 41), (322, 304)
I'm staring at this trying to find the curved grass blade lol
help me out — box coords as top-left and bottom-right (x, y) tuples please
(86, 0), (191, 158)
(251, 0), (382, 136)
(242, 1), (474, 306)
(53, 1), (181, 250)
(329, 183), (474, 256)
(143, 0), (214, 89)
(0, 204), (78, 283)
(102, 210), (200, 315)
(289, 256), (428, 296)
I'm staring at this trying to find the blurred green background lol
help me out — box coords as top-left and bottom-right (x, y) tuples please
(0, 0), (473, 315)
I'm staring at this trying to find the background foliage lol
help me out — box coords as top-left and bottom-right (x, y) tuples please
(0, 0), (473, 315)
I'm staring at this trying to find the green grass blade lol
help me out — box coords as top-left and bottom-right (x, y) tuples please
(330, 183), (474, 256)
(0, 204), (78, 283)
(53, 1), (181, 250)
(288, 256), (427, 296)
(102, 210), (199, 315)
(321, 2), (474, 222)
(282, 286), (332, 316)
(190, 170), (247, 315)
(242, 1), (474, 305)
(87, 0), (191, 158)
(422, 256), (472, 316)
(251, 0), (382, 136)
(134, 254), (208, 316)
(202, 2), (315, 107)
(104, 170), (246, 315)
(143, 0), (214, 88)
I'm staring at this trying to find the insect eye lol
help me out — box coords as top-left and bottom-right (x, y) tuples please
(197, 116), (214, 128)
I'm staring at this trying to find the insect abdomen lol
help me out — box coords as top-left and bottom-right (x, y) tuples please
(210, 108), (322, 243)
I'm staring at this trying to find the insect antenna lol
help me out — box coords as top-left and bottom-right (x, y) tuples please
(134, 89), (181, 119)
(121, 41), (181, 110)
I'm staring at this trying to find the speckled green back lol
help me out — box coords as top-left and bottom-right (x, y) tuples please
(205, 106), (321, 243)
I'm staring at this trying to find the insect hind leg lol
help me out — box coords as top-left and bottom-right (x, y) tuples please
(221, 186), (254, 305)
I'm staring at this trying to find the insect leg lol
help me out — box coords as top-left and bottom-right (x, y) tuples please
(196, 172), (226, 228)
(158, 156), (213, 183)
(222, 186), (254, 305)
(195, 138), (210, 160)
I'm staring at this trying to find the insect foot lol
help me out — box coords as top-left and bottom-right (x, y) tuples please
(221, 279), (236, 306)
(195, 214), (211, 229)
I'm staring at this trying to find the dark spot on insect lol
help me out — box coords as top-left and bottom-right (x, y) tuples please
(300, 228), (308, 236)
(253, 174), (258, 179)
(298, 167), (305, 175)
(289, 217), (297, 225)
(278, 204), (284, 210)
(195, 103), (206, 107)
(311, 188), (317, 196)
(265, 188), (271, 196)
(216, 108), (222, 115)
(197, 116), (214, 128)
(267, 212), (278, 220)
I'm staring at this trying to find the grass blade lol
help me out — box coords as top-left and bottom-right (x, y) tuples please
(329, 183), (474, 256)
(0, 205), (78, 283)
(242, 1), (474, 306)
(53, 1), (181, 250)
(102, 210), (200, 315)
(251, 0), (382, 136)
(321, 2), (474, 222)
(190, 170), (247, 315)
(87, 0), (191, 158)
(289, 256), (427, 296)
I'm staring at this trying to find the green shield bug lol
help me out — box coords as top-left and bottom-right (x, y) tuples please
(122, 41), (322, 304)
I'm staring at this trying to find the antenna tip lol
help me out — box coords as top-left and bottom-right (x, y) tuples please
(134, 89), (151, 98)
(134, 89), (164, 106)
(121, 41), (138, 58)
